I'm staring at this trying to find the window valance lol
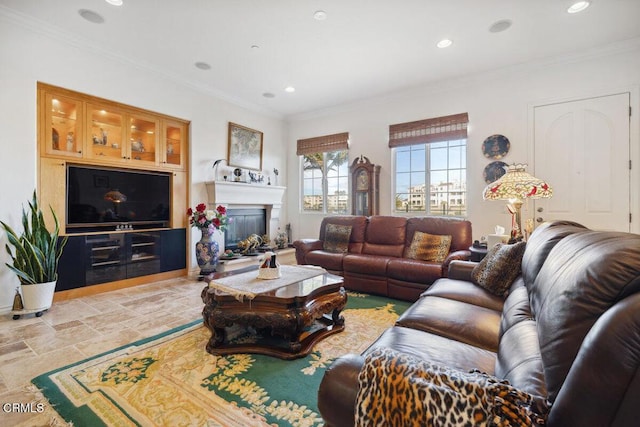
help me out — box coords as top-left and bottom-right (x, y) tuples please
(297, 132), (349, 156)
(388, 113), (468, 148)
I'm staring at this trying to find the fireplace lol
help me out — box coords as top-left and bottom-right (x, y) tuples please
(224, 209), (266, 250)
(205, 181), (286, 251)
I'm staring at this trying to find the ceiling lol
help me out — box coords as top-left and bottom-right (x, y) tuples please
(2, 0), (639, 118)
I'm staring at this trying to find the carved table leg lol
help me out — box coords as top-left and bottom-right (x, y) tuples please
(332, 306), (345, 326)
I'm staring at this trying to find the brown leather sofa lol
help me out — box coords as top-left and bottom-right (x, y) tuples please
(293, 215), (473, 301)
(317, 220), (640, 426)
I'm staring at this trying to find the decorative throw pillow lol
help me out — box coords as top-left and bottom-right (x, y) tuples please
(405, 231), (452, 263)
(471, 241), (526, 296)
(323, 223), (352, 253)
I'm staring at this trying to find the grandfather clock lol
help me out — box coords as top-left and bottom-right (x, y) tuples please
(350, 155), (380, 216)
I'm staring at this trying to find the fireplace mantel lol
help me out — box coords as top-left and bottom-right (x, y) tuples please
(205, 181), (286, 247)
(205, 181), (286, 207)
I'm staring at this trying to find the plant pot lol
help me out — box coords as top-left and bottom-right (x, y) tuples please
(21, 280), (56, 311)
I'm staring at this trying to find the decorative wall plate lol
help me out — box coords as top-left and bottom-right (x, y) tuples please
(483, 161), (508, 184)
(482, 134), (510, 159)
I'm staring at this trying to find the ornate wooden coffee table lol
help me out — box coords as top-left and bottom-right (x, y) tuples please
(201, 266), (347, 360)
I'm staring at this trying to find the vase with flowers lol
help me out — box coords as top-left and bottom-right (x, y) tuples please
(187, 203), (229, 278)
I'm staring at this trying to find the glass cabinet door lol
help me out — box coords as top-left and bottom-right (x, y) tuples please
(163, 121), (183, 168)
(87, 104), (126, 161)
(45, 93), (83, 157)
(129, 114), (158, 165)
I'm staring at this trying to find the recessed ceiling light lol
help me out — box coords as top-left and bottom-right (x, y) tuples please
(105, 0), (123, 6)
(78, 9), (105, 24)
(251, 45), (260, 49)
(313, 10), (327, 21)
(489, 19), (512, 33)
(436, 39), (453, 49)
(194, 62), (211, 70)
(567, 1), (591, 13)
(263, 92), (275, 98)
(284, 86), (296, 93)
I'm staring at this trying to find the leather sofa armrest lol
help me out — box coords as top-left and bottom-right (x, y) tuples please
(318, 353), (364, 427)
(293, 239), (324, 264)
(442, 249), (472, 277)
(447, 260), (478, 281)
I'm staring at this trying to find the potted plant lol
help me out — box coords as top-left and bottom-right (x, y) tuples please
(1, 191), (67, 312)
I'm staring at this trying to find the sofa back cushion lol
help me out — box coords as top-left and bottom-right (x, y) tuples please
(521, 220), (587, 286)
(319, 215), (367, 253)
(406, 216), (472, 253)
(528, 230), (640, 403)
(362, 216), (406, 257)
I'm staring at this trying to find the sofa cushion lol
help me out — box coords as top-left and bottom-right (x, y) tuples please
(421, 278), (505, 312)
(305, 250), (347, 272)
(386, 258), (443, 285)
(365, 326), (497, 375)
(318, 215), (368, 254)
(529, 230), (640, 403)
(323, 223), (352, 253)
(343, 253), (390, 276)
(396, 295), (501, 351)
(404, 231), (451, 262)
(520, 220), (587, 286)
(471, 241), (526, 296)
(362, 216), (406, 257)
(406, 216), (473, 253)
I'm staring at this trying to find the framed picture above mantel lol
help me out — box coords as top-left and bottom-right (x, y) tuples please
(227, 122), (263, 171)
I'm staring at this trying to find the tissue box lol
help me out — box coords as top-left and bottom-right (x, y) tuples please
(487, 234), (510, 248)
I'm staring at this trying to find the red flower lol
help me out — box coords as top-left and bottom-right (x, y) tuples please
(187, 208), (193, 216)
(216, 205), (227, 215)
(195, 203), (207, 213)
(212, 218), (221, 227)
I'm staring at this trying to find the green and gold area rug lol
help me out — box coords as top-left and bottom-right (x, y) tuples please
(33, 293), (410, 427)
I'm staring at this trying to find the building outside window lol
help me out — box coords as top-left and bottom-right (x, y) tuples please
(297, 132), (349, 214)
(390, 113), (469, 216)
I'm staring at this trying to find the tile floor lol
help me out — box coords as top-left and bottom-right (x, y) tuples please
(0, 275), (206, 426)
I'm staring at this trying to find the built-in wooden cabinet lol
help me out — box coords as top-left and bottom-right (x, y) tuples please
(37, 82), (190, 299)
(43, 92), (84, 157)
(162, 120), (186, 169)
(39, 83), (188, 171)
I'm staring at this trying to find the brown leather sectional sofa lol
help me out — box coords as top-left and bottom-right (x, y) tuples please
(293, 215), (473, 301)
(317, 220), (640, 426)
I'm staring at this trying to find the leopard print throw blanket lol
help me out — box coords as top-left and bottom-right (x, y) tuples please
(355, 347), (549, 427)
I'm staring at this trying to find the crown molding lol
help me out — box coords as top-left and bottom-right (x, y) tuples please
(0, 5), (283, 120)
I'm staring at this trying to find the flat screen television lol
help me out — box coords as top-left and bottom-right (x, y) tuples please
(66, 165), (171, 233)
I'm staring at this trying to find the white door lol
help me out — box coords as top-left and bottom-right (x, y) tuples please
(533, 93), (630, 232)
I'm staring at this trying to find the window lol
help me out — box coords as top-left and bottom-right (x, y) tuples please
(390, 113), (468, 216)
(297, 132), (349, 214)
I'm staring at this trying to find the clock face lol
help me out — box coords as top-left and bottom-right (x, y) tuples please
(233, 168), (242, 177)
(357, 170), (369, 191)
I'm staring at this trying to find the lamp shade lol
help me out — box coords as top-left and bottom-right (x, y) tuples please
(483, 163), (552, 201)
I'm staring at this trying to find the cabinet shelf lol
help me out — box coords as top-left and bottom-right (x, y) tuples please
(132, 242), (156, 248)
(92, 260), (121, 267)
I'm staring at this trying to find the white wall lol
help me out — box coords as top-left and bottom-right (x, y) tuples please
(286, 40), (640, 242)
(0, 14), (287, 311)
